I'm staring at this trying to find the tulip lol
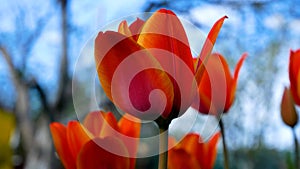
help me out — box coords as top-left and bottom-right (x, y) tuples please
(94, 8), (227, 124)
(168, 132), (220, 169)
(289, 49), (300, 106)
(286, 49), (300, 168)
(94, 8), (227, 169)
(50, 111), (140, 169)
(280, 87), (298, 128)
(195, 53), (247, 115)
(193, 53), (246, 169)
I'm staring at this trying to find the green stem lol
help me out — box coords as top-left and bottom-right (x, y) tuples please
(293, 128), (299, 169)
(158, 128), (168, 169)
(219, 118), (229, 169)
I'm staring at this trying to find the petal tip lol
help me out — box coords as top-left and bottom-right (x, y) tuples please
(156, 8), (175, 15)
(241, 52), (248, 59)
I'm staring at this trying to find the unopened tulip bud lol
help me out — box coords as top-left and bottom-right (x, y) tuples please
(281, 87), (298, 127)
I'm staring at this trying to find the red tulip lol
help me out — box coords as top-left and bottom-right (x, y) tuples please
(289, 49), (300, 106)
(94, 8), (227, 122)
(50, 111), (140, 169)
(168, 132), (220, 169)
(194, 53), (247, 115)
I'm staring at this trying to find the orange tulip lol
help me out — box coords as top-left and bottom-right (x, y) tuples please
(95, 8), (227, 122)
(280, 87), (298, 128)
(168, 132), (220, 169)
(50, 111), (140, 169)
(289, 49), (300, 106)
(194, 53), (247, 115)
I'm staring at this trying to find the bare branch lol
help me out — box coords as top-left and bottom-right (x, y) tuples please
(53, 0), (70, 112)
(23, 10), (54, 56)
(0, 45), (20, 86)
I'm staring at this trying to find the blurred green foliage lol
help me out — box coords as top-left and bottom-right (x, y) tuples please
(0, 110), (15, 169)
(214, 146), (293, 169)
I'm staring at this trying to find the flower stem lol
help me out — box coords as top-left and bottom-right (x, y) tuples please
(293, 128), (299, 169)
(158, 128), (168, 169)
(219, 118), (229, 169)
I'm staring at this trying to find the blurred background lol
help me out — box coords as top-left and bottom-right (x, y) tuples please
(0, 0), (300, 168)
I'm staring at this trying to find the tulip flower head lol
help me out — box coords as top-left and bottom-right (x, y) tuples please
(168, 132), (220, 169)
(50, 111), (140, 169)
(280, 87), (298, 128)
(94, 8), (228, 124)
(289, 49), (300, 106)
(195, 53), (247, 115)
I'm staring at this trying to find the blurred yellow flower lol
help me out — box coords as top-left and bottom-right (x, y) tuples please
(0, 110), (15, 169)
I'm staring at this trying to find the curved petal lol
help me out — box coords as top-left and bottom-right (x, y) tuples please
(137, 9), (196, 117)
(195, 16), (228, 83)
(66, 121), (92, 161)
(138, 8), (193, 66)
(137, 8), (194, 74)
(227, 53), (247, 111)
(83, 111), (104, 137)
(118, 113), (141, 138)
(177, 133), (220, 169)
(204, 132), (220, 169)
(129, 18), (145, 40)
(83, 111), (120, 138)
(95, 31), (174, 120)
(100, 112), (120, 137)
(118, 20), (132, 37)
(281, 87), (298, 127)
(289, 49), (300, 105)
(118, 18), (145, 40)
(50, 123), (76, 169)
(194, 53), (232, 114)
(77, 137), (130, 169)
(176, 133), (201, 155)
(233, 53), (247, 80)
(168, 148), (200, 169)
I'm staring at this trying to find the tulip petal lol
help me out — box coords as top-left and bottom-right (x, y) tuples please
(83, 111), (120, 138)
(83, 111), (104, 137)
(118, 114), (141, 169)
(118, 113), (141, 138)
(194, 53), (232, 114)
(233, 53), (247, 80)
(195, 16), (227, 83)
(50, 123), (76, 169)
(137, 9), (197, 117)
(66, 121), (92, 161)
(171, 133), (220, 169)
(206, 132), (221, 168)
(177, 133), (201, 155)
(77, 137), (130, 169)
(100, 112), (120, 137)
(289, 49), (300, 105)
(228, 53), (247, 110)
(129, 18), (144, 34)
(129, 18), (145, 40)
(138, 8), (194, 74)
(118, 20), (132, 37)
(168, 148), (200, 169)
(281, 87), (298, 127)
(95, 31), (174, 120)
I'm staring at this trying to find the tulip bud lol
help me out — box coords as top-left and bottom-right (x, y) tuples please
(281, 87), (298, 127)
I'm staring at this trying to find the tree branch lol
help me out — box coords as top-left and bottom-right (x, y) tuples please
(54, 0), (70, 112)
(0, 46), (20, 86)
